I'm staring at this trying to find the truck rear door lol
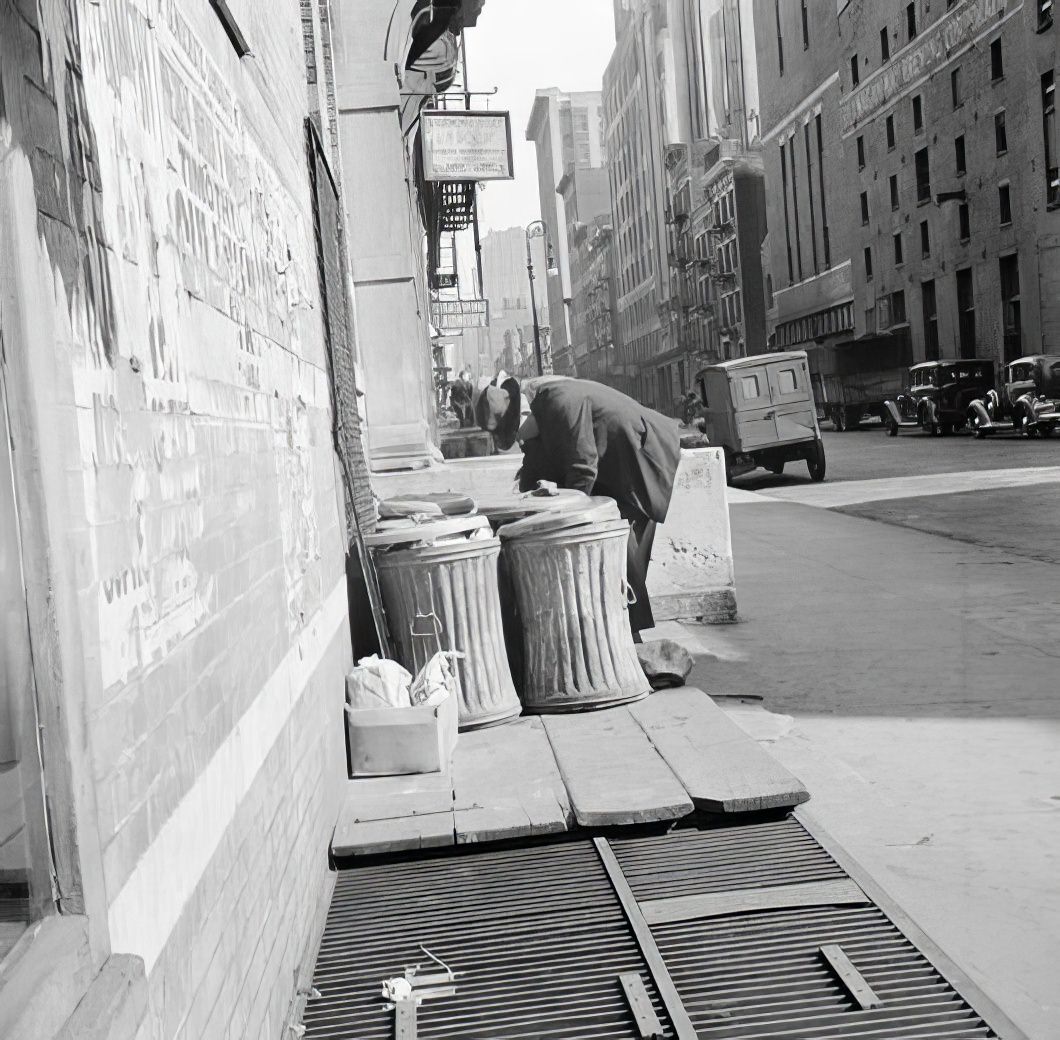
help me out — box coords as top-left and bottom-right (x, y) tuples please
(732, 368), (778, 448)
(765, 357), (817, 444)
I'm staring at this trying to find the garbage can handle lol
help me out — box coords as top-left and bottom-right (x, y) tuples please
(620, 578), (638, 609)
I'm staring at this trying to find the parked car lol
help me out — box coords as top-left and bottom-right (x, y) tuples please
(883, 359), (995, 436)
(696, 351), (826, 482)
(967, 355), (1060, 438)
(808, 334), (913, 431)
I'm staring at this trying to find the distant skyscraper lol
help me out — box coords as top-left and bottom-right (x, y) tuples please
(526, 89), (607, 374)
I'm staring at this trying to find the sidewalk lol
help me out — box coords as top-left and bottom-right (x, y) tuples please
(683, 494), (1060, 1040)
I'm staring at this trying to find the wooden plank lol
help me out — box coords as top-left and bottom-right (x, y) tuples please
(452, 718), (572, 844)
(629, 687), (809, 812)
(819, 943), (883, 1010)
(619, 973), (665, 1039)
(640, 878), (869, 926)
(342, 772), (454, 822)
(594, 838), (698, 1040)
(542, 710), (694, 826)
(332, 774), (455, 856)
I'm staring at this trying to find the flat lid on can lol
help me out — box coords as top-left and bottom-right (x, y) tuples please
(497, 497), (622, 539)
(477, 489), (590, 524)
(377, 492), (477, 519)
(364, 514), (490, 548)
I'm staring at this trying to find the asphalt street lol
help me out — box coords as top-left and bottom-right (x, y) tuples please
(681, 429), (1060, 1039)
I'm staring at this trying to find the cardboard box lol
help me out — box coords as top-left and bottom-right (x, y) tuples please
(346, 691), (458, 777)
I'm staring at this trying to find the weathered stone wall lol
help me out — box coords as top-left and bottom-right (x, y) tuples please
(0, 0), (351, 1035)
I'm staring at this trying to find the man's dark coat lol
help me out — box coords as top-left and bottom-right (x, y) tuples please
(518, 380), (680, 524)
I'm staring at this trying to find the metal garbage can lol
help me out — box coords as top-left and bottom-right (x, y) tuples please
(367, 517), (521, 730)
(499, 502), (650, 712)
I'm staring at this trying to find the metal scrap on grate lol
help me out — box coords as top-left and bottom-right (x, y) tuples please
(302, 840), (675, 1039)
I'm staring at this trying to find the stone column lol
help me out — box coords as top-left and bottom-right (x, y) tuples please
(330, 0), (438, 470)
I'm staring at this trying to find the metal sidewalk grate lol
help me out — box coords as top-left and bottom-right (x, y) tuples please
(655, 904), (996, 1039)
(610, 816), (847, 901)
(303, 840), (675, 1039)
(302, 813), (1015, 1040)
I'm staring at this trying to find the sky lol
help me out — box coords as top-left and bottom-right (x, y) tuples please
(466, 0), (616, 235)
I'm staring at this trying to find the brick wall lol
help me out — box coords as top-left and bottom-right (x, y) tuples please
(1, 0), (354, 1035)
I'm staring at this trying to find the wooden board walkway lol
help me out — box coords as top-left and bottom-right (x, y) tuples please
(333, 687), (809, 856)
(541, 710), (694, 826)
(629, 688), (810, 813)
(452, 718), (572, 843)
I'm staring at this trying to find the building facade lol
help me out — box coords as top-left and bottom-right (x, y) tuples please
(604, 0), (761, 409)
(604, 3), (673, 407)
(525, 89), (607, 375)
(752, 0), (856, 357)
(558, 164), (615, 374)
(0, 1), (485, 1038)
(839, 0), (1060, 365)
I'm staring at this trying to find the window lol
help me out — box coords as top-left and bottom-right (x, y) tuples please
(958, 201), (971, 240)
(851, 54), (860, 87)
(920, 219), (931, 258)
(860, 191), (870, 225)
(803, 121), (819, 274)
(890, 174), (900, 210)
(740, 374), (762, 399)
(999, 183), (1012, 225)
(951, 67), (962, 109)
(915, 147), (931, 203)
(956, 267), (976, 358)
(816, 113), (831, 267)
(922, 279), (939, 360)
(864, 245), (874, 281)
(1000, 254), (1022, 362)
(894, 231), (904, 265)
(891, 289), (907, 325)
(780, 140), (795, 281)
(886, 115), (896, 150)
(778, 367), (798, 393)
(907, 2), (918, 39)
(880, 27), (890, 62)
(801, 0), (810, 49)
(990, 38), (1004, 81)
(1044, 71), (1058, 207)
(775, 0), (784, 74)
(1040, 0), (1055, 31)
(955, 134), (967, 176)
(995, 110), (1008, 155)
(856, 135), (866, 169)
(913, 95), (923, 133)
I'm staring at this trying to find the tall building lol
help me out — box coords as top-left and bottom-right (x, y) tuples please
(752, 0), (856, 357)
(558, 165), (615, 374)
(604, 3), (673, 407)
(839, 0), (1060, 365)
(526, 89), (608, 374)
(605, 0), (761, 409)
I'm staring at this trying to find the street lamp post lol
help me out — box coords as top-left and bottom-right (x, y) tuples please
(525, 220), (556, 376)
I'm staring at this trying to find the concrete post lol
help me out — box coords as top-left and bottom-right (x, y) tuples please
(330, 0), (438, 470)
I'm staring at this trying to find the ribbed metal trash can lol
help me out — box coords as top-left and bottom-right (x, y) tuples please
(369, 518), (521, 730)
(500, 503), (650, 713)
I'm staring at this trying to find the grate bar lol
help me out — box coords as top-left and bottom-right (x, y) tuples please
(594, 837), (698, 1040)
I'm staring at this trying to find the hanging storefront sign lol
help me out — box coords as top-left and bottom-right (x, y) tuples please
(431, 298), (490, 331)
(421, 110), (514, 182)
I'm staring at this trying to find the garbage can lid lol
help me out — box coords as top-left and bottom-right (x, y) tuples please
(497, 498), (622, 539)
(378, 492), (477, 519)
(364, 514), (490, 549)
(477, 489), (590, 525)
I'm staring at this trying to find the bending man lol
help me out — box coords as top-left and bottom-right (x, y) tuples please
(477, 377), (680, 636)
